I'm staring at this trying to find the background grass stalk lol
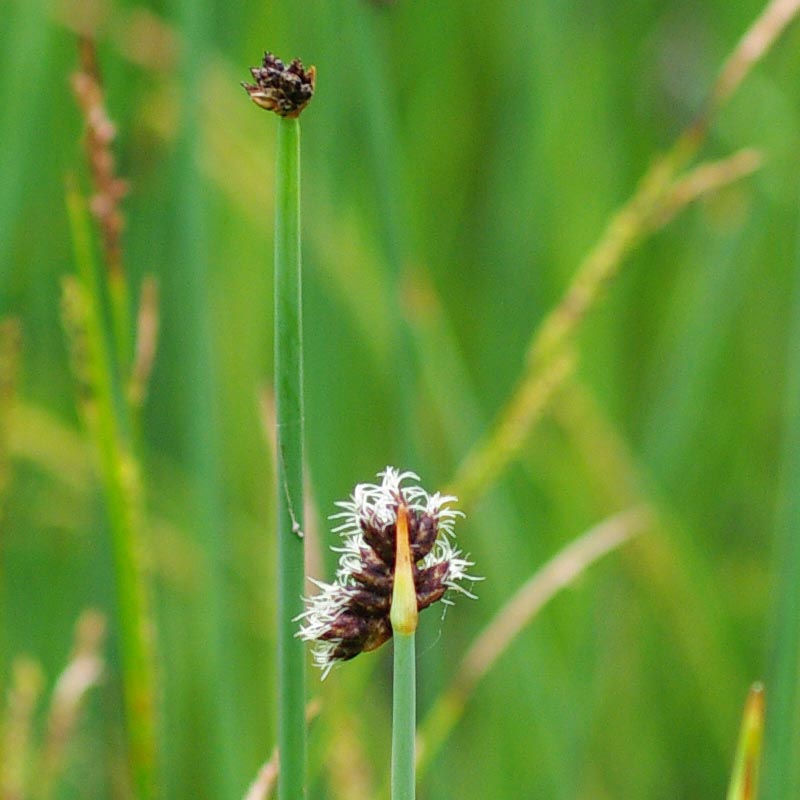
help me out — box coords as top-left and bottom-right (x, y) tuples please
(274, 115), (306, 800)
(64, 182), (156, 798)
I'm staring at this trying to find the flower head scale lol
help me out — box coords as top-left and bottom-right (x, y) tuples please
(241, 52), (315, 117)
(297, 467), (480, 679)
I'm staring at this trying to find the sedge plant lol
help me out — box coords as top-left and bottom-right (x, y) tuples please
(242, 52), (315, 800)
(242, 60), (482, 800)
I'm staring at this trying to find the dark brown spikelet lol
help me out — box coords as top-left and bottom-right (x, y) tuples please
(297, 468), (479, 678)
(241, 52), (316, 117)
(339, 500), (435, 643)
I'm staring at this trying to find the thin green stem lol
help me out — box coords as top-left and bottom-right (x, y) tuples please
(392, 631), (416, 800)
(274, 115), (306, 800)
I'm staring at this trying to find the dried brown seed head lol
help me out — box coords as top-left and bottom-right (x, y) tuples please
(241, 51), (316, 117)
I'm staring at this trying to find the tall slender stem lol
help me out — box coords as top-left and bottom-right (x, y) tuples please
(274, 115), (306, 800)
(392, 632), (417, 800)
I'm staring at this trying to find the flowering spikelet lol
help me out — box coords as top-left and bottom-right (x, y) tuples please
(297, 467), (480, 678)
(241, 52), (316, 117)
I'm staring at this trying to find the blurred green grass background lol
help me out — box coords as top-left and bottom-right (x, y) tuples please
(2, 0), (800, 797)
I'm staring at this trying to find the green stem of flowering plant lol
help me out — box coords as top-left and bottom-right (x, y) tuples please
(274, 115), (306, 800)
(392, 631), (417, 800)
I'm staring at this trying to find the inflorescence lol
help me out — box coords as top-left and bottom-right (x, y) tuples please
(242, 52), (316, 117)
(297, 467), (480, 679)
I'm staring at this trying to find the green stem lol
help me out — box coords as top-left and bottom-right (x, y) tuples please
(274, 115), (306, 800)
(392, 631), (417, 800)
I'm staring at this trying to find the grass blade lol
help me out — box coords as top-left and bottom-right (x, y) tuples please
(391, 632), (417, 800)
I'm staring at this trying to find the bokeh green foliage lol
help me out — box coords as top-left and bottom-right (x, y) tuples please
(1, 0), (799, 797)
